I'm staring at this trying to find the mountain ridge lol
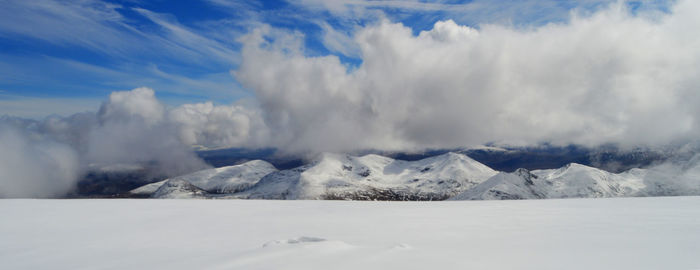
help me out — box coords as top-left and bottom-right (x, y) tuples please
(130, 152), (700, 201)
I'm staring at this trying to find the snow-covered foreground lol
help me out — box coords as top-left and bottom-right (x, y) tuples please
(1, 197), (700, 270)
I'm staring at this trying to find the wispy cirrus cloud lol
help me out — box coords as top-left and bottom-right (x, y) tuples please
(289, 0), (661, 23)
(132, 7), (241, 67)
(0, 0), (145, 57)
(0, 0), (253, 117)
(0, 53), (242, 117)
(0, 1), (242, 66)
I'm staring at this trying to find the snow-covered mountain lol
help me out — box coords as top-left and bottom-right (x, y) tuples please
(628, 164), (700, 197)
(235, 152), (498, 200)
(450, 162), (700, 200)
(151, 179), (209, 199)
(130, 160), (277, 198)
(130, 151), (700, 200)
(451, 163), (644, 200)
(450, 169), (546, 200)
(534, 163), (645, 198)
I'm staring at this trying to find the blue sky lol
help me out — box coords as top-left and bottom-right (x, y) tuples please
(0, 0), (669, 118)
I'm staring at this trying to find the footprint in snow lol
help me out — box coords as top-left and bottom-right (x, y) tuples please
(262, 236), (327, 247)
(390, 243), (412, 250)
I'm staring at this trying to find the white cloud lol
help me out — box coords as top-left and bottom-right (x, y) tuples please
(0, 125), (80, 198)
(0, 87), (269, 197)
(0, 1), (256, 113)
(0, 0), (139, 57)
(98, 87), (165, 125)
(204, 0), (262, 10)
(82, 88), (209, 176)
(0, 0), (243, 82)
(168, 100), (269, 149)
(289, 0), (621, 26)
(235, 0), (700, 153)
(132, 8), (241, 66)
(319, 22), (361, 58)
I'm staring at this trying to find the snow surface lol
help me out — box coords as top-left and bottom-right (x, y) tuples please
(1, 197), (699, 269)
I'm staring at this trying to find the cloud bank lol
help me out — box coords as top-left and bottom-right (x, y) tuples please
(0, 126), (79, 198)
(0, 87), (266, 197)
(235, 0), (700, 153)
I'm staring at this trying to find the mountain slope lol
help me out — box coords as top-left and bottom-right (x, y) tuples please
(130, 160), (277, 196)
(151, 179), (209, 199)
(534, 163), (645, 198)
(451, 163), (646, 200)
(237, 152), (497, 200)
(450, 169), (545, 200)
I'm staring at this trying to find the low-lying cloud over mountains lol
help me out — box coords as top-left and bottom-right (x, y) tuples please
(3, 0), (700, 197)
(235, 0), (700, 152)
(0, 88), (263, 197)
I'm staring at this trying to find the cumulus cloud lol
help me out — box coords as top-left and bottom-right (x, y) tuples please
(98, 88), (165, 125)
(234, 0), (700, 153)
(83, 87), (269, 175)
(169, 101), (269, 149)
(0, 87), (265, 197)
(84, 88), (206, 176)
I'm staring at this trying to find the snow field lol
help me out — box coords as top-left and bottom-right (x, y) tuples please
(1, 197), (700, 269)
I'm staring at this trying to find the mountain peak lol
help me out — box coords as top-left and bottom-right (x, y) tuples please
(130, 159), (277, 196)
(152, 179), (208, 199)
(240, 152), (497, 200)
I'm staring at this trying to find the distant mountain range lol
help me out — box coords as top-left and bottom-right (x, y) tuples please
(128, 151), (700, 200)
(193, 144), (672, 173)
